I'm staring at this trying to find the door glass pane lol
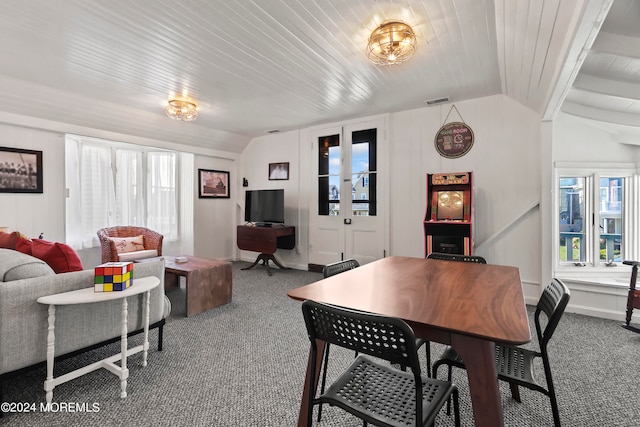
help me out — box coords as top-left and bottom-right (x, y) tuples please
(351, 129), (376, 216)
(318, 135), (340, 215)
(599, 177), (623, 262)
(559, 177), (585, 262)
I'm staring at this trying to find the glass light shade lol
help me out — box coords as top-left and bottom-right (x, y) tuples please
(165, 99), (198, 121)
(367, 21), (417, 65)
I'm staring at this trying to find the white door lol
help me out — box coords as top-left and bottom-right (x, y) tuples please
(309, 119), (387, 267)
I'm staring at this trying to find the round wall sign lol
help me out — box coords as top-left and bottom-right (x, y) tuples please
(434, 122), (474, 158)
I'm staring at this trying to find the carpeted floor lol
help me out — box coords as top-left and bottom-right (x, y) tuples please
(2, 261), (640, 426)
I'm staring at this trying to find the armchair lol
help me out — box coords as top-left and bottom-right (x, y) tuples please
(97, 226), (163, 263)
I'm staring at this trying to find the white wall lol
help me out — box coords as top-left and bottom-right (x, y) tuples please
(0, 120), (239, 268)
(0, 124), (65, 241)
(193, 155), (237, 261)
(4, 97), (640, 322)
(550, 111), (640, 321)
(236, 131), (306, 269)
(389, 95), (542, 302)
(238, 94), (544, 303)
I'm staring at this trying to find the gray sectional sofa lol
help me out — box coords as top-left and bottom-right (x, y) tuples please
(0, 248), (169, 390)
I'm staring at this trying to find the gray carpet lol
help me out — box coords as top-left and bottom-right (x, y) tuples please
(3, 261), (640, 426)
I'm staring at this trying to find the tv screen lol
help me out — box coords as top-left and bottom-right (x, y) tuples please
(244, 189), (285, 225)
(436, 190), (465, 220)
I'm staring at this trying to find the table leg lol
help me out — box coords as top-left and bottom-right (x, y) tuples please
(142, 290), (150, 367)
(44, 304), (56, 404)
(120, 298), (129, 398)
(296, 339), (326, 427)
(451, 333), (503, 427)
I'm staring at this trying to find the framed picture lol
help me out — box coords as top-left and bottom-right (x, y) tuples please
(198, 169), (230, 198)
(269, 162), (289, 180)
(0, 146), (43, 193)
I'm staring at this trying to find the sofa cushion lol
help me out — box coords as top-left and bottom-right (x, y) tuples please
(117, 249), (158, 262)
(0, 248), (55, 281)
(109, 235), (145, 254)
(31, 239), (84, 274)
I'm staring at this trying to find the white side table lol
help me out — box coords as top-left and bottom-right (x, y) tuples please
(36, 276), (160, 403)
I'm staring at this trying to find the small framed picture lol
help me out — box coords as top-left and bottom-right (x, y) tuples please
(269, 162), (289, 180)
(198, 169), (230, 198)
(0, 146), (43, 193)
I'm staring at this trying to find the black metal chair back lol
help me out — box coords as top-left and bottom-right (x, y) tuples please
(303, 299), (420, 373)
(322, 259), (360, 278)
(536, 278), (570, 351)
(427, 252), (487, 264)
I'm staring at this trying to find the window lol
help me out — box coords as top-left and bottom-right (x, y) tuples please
(65, 135), (183, 249)
(555, 164), (639, 271)
(351, 129), (377, 216)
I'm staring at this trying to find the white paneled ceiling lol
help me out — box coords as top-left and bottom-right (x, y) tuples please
(0, 0), (627, 153)
(561, 0), (640, 144)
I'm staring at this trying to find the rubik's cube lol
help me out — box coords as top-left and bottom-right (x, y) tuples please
(94, 262), (133, 292)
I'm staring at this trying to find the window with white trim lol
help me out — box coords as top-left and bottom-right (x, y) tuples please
(65, 135), (182, 249)
(555, 164), (639, 272)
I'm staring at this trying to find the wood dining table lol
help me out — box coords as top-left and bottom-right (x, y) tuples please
(287, 256), (530, 427)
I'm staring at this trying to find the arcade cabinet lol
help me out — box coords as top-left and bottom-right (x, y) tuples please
(424, 171), (474, 257)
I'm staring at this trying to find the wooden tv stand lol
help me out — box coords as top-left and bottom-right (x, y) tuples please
(237, 225), (296, 275)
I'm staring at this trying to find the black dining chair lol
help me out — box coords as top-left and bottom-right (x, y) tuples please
(316, 258), (432, 422)
(432, 278), (570, 427)
(302, 299), (460, 427)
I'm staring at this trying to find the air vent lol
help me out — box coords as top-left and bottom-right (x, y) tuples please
(425, 97), (450, 105)
(266, 129), (280, 134)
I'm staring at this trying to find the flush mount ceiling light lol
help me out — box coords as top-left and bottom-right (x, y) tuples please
(367, 21), (417, 65)
(165, 99), (198, 122)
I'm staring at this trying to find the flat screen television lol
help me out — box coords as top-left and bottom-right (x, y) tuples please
(244, 189), (285, 226)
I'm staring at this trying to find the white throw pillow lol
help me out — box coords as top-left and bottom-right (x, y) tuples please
(109, 235), (144, 254)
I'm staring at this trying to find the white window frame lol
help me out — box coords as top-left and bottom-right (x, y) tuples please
(553, 162), (639, 282)
(65, 135), (180, 249)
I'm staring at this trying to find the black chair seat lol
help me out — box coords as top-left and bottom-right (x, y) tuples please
(434, 344), (545, 396)
(321, 355), (457, 427)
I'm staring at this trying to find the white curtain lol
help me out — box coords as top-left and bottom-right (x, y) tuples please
(116, 149), (144, 226)
(147, 151), (177, 240)
(81, 144), (117, 248)
(65, 136), (83, 250)
(65, 138), (118, 249)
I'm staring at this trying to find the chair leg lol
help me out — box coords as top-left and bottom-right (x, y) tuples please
(509, 382), (521, 402)
(316, 343), (330, 422)
(425, 341), (431, 377)
(452, 388), (461, 427)
(545, 370), (562, 427)
(445, 365), (453, 415)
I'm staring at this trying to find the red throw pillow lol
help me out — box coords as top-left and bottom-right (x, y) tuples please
(15, 236), (33, 255)
(0, 231), (17, 249)
(31, 239), (84, 273)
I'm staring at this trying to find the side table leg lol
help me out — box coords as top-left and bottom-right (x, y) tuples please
(44, 304), (56, 404)
(142, 290), (150, 367)
(120, 297), (129, 398)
